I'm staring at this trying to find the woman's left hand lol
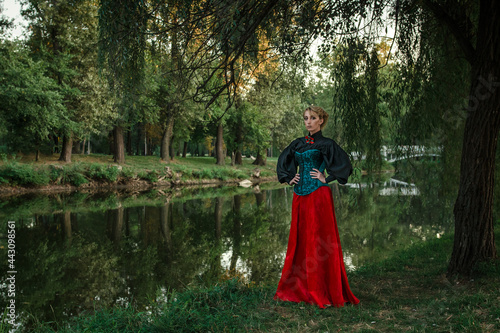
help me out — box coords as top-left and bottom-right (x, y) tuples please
(310, 168), (326, 183)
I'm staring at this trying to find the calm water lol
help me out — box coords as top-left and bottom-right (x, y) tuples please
(0, 177), (455, 328)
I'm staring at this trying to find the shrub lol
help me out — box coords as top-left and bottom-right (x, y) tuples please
(178, 166), (196, 177)
(228, 169), (247, 179)
(145, 170), (158, 183)
(212, 168), (227, 181)
(49, 165), (88, 186)
(69, 172), (88, 186)
(201, 168), (212, 179)
(88, 164), (120, 182)
(136, 171), (147, 179)
(192, 170), (203, 179)
(0, 162), (51, 186)
(120, 167), (135, 179)
(49, 166), (64, 183)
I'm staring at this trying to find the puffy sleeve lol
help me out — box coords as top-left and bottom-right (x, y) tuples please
(276, 139), (299, 184)
(323, 141), (352, 185)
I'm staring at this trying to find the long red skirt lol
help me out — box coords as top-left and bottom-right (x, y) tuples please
(274, 186), (359, 308)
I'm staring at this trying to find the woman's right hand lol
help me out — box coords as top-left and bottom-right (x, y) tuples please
(289, 173), (300, 185)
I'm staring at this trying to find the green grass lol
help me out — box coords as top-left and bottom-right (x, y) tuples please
(0, 154), (277, 189)
(23, 230), (500, 333)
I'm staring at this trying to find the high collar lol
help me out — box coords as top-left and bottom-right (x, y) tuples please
(308, 130), (323, 139)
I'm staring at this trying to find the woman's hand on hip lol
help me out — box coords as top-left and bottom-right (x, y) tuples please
(310, 168), (326, 183)
(289, 173), (300, 185)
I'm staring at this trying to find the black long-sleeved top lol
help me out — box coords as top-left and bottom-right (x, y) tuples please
(276, 131), (353, 186)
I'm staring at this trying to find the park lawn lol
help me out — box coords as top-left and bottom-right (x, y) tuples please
(1, 152), (278, 174)
(27, 225), (500, 333)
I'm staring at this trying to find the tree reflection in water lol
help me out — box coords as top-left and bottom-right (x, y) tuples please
(0, 180), (455, 329)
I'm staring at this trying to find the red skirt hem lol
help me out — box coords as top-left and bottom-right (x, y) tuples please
(274, 186), (359, 308)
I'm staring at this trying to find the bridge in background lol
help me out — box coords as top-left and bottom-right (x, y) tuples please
(345, 178), (420, 196)
(351, 145), (442, 162)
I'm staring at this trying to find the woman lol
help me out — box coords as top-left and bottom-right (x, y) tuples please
(274, 105), (359, 308)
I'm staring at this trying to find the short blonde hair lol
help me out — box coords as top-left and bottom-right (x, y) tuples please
(303, 106), (329, 129)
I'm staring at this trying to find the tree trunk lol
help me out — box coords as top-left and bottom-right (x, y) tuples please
(160, 22), (180, 163)
(182, 141), (188, 158)
(169, 135), (175, 161)
(71, 211), (79, 233)
(235, 151), (243, 165)
(230, 195), (242, 271)
(208, 197), (223, 281)
(109, 131), (114, 156)
(252, 151), (266, 166)
(161, 116), (174, 162)
(447, 0), (500, 276)
(215, 197), (223, 240)
(127, 128), (133, 155)
(124, 208), (130, 237)
(142, 206), (152, 246)
(148, 136), (153, 156)
(235, 119), (243, 165)
(73, 140), (82, 154)
(448, 77), (500, 276)
(112, 206), (124, 243)
(113, 125), (125, 164)
(63, 211), (72, 245)
(59, 134), (73, 163)
(144, 129), (147, 156)
(52, 135), (59, 153)
(255, 191), (266, 206)
(216, 122), (225, 165)
(136, 125), (141, 155)
(160, 203), (172, 253)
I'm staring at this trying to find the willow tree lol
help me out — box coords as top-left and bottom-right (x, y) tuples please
(428, 0), (499, 276)
(315, 0), (499, 276)
(329, 0), (499, 276)
(99, 0), (319, 163)
(98, 0), (499, 275)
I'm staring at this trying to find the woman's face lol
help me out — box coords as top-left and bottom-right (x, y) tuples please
(303, 110), (323, 135)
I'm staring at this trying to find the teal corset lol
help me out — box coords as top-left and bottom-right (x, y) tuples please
(294, 149), (328, 196)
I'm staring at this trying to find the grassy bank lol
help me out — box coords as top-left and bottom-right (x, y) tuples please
(0, 154), (278, 191)
(0, 153), (396, 194)
(24, 229), (500, 333)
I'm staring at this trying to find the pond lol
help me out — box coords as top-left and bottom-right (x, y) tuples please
(0, 176), (455, 330)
